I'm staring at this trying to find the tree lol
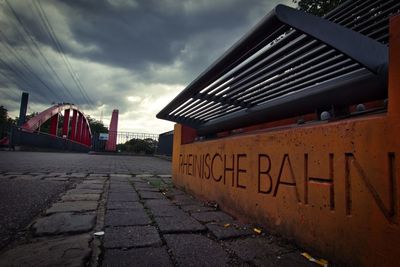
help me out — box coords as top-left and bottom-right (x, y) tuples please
(118, 138), (158, 154)
(86, 116), (108, 134)
(0, 106), (17, 139)
(293, 0), (346, 17)
(0, 106), (9, 138)
(0, 106), (7, 125)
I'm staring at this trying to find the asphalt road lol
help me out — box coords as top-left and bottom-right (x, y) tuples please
(0, 179), (71, 250)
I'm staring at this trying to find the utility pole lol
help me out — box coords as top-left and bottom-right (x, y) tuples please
(17, 92), (29, 127)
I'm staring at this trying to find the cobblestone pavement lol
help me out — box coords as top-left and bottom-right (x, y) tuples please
(0, 170), (319, 266)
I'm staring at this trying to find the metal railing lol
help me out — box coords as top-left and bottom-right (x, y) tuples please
(92, 131), (159, 154)
(8, 126), (90, 152)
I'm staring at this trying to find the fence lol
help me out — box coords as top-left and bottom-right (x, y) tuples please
(92, 131), (159, 154)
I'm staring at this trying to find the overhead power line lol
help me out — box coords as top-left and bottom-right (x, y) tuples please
(0, 0), (97, 110)
(4, 0), (78, 103)
(35, 0), (96, 109)
(0, 31), (60, 101)
(0, 60), (52, 103)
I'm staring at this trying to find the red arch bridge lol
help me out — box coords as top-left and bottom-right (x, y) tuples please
(8, 103), (93, 152)
(1, 102), (167, 153)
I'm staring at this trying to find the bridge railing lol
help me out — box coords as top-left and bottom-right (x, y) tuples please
(8, 126), (90, 152)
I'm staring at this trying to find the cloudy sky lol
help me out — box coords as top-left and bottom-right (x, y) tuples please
(0, 0), (294, 133)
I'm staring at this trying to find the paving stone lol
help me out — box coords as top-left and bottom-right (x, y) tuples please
(159, 184), (173, 191)
(4, 171), (25, 175)
(206, 222), (253, 240)
(135, 187), (160, 192)
(32, 175), (47, 179)
(89, 173), (108, 177)
(0, 234), (91, 267)
(110, 177), (129, 183)
(110, 174), (132, 178)
(67, 189), (103, 194)
(102, 247), (173, 267)
(139, 191), (165, 199)
(62, 193), (101, 201)
(109, 181), (131, 187)
(226, 237), (296, 267)
(168, 187), (187, 196)
(181, 204), (216, 213)
(109, 188), (136, 194)
(171, 195), (203, 206)
(109, 184), (135, 193)
(110, 175), (126, 181)
(58, 174), (76, 178)
(44, 177), (69, 181)
(76, 183), (104, 190)
(148, 205), (185, 217)
(107, 201), (144, 210)
(163, 188), (185, 198)
(46, 201), (98, 214)
(108, 192), (139, 202)
(13, 175), (43, 180)
(161, 178), (173, 184)
(146, 178), (164, 184)
(135, 174), (154, 178)
(105, 209), (151, 226)
(157, 174), (172, 178)
(86, 176), (107, 180)
(135, 186), (157, 192)
(144, 199), (174, 209)
(191, 211), (234, 223)
(46, 172), (67, 177)
(110, 180), (130, 185)
(27, 172), (46, 176)
(134, 183), (155, 190)
(164, 234), (230, 267)
(82, 179), (105, 185)
(128, 177), (147, 183)
(104, 226), (161, 248)
(33, 213), (96, 235)
(155, 215), (206, 233)
(110, 179), (132, 186)
(69, 173), (87, 178)
(146, 182), (166, 189)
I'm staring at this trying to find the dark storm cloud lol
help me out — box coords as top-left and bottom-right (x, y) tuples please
(35, 0), (289, 73)
(0, 0), (293, 131)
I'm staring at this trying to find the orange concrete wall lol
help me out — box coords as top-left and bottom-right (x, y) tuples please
(389, 15), (400, 116)
(173, 115), (399, 266)
(171, 16), (400, 267)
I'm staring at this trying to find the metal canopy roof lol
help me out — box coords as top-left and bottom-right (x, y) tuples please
(157, 0), (399, 136)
